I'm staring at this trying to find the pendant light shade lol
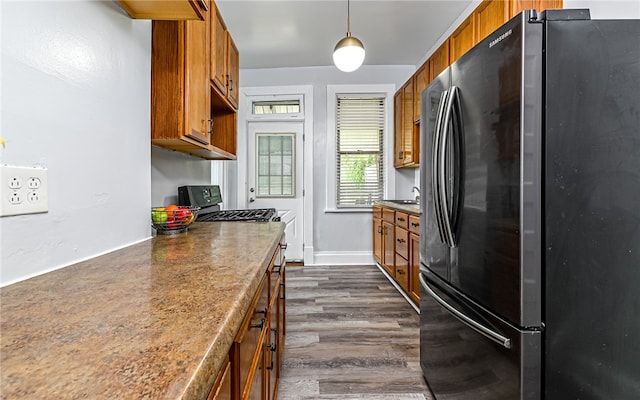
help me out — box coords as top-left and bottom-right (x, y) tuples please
(333, 0), (365, 72)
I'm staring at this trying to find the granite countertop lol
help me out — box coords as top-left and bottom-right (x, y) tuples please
(375, 200), (421, 215)
(0, 221), (285, 399)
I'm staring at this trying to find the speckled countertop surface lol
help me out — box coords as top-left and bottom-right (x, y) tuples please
(0, 221), (285, 400)
(376, 201), (421, 215)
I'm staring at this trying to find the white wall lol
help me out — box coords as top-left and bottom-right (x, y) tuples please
(564, 0), (640, 18)
(240, 65), (415, 262)
(151, 146), (212, 207)
(0, 1), (152, 285)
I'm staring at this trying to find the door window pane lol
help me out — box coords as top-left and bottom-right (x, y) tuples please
(256, 133), (295, 197)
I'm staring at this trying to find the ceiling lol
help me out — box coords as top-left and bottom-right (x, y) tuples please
(215, 0), (475, 70)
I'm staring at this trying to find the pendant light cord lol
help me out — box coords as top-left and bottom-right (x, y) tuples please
(346, 0), (351, 37)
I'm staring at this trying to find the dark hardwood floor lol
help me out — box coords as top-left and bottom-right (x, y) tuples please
(278, 265), (434, 400)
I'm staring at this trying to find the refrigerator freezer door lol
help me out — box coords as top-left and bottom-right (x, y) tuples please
(420, 270), (541, 400)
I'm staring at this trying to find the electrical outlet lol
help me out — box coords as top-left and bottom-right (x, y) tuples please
(0, 165), (49, 217)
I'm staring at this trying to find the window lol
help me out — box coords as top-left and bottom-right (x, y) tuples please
(256, 133), (295, 197)
(252, 100), (300, 115)
(335, 95), (385, 208)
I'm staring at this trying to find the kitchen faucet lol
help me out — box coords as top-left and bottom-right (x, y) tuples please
(412, 186), (421, 204)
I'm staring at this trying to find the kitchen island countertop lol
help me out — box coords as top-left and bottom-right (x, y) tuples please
(0, 221), (285, 399)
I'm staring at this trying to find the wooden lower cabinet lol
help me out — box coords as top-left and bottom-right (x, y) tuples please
(373, 205), (420, 307)
(382, 220), (396, 278)
(212, 236), (286, 400)
(208, 356), (232, 400)
(409, 233), (421, 304)
(372, 206), (383, 264)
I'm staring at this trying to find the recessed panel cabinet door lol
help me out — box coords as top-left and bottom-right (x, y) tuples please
(227, 35), (239, 108)
(211, 4), (228, 96)
(184, 8), (211, 145)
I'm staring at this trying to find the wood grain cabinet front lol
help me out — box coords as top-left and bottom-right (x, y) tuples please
(118, 0), (208, 20)
(211, 3), (240, 109)
(151, 0), (237, 160)
(373, 205), (420, 307)
(224, 235), (286, 400)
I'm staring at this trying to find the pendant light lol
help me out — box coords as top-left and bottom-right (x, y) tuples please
(333, 0), (365, 72)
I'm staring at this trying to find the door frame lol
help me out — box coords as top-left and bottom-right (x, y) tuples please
(237, 85), (314, 265)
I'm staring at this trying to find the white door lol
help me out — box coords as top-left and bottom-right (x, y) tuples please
(247, 121), (304, 261)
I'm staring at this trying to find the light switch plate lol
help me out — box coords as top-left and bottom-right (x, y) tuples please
(0, 165), (49, 217)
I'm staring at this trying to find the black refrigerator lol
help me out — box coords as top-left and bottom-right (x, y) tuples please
(419, 9), (640, 400)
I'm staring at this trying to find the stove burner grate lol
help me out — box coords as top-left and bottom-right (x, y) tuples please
(197, 208), (279, 222)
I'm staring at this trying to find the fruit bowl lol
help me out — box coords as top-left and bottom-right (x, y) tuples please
(151, 206), (199, 235)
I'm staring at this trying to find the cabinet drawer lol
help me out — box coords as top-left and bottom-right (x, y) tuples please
(409, 215), (420, 234)
(395, 226), (409, 259)
(395, 212), (409, 229)
(382, 207), (395, 223)
(394, 254), (409, 291)
(234, 277), (268, 397)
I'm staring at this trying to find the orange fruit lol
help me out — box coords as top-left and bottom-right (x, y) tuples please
(165, 204), (179, 221)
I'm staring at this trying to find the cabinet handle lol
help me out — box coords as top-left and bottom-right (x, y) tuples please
(397, 217), (405, 222)
(397, 238), (406, 244)
(398, 151), (404, 159)
(251, 308), (267, 329)
(397, 269), (405, 275)
(208, 119), (213, 134)
(377, 226), (382, 234)
(411, 222), (419, 228)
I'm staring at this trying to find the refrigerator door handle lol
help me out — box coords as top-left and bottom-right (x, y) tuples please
(420, 273), (512, 349)
(432, 90), (449, 244)
(439, 86), (458, 247)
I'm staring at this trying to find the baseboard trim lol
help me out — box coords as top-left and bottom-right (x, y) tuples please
(306, 251), (375, 266)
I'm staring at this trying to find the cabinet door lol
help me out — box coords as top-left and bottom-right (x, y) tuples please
(475, 0), (510, 43)
(227, 35), (240, 109)
(373, 216), (383, 264)
(409, 233), (420, 304)
(401, 81), (415, 166)
(211, 4), (228, 95)
(429, 40), (450, 82)
(393, 91), (403, 168)
(450, 13), (475, 63)
(382, 220), (396, 278)
(184, 7), (211, 145)
(413, 62), (429, 123)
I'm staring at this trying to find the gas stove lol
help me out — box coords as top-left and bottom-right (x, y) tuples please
(178, 185), (280, 222)
(197, 208), (279, 222)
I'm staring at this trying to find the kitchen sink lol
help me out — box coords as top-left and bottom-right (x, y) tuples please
(384, 199), (419, 205)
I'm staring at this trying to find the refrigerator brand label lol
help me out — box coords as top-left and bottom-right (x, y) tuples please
(489, 29), (513, 48)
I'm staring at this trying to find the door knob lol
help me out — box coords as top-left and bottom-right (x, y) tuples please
(250, 188), (255, 193)
(249, 198), (255, 203)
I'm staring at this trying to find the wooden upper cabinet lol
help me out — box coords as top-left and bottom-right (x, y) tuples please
(476, 0), (511, 43)
(211, 4), (228, 96)
(210, 3), (239, 110)
(227, 36), (240, 108)
(450, 14), (475, 63)
(429, 40), (450, 82)
(185, 13), (211, 145)
(151, 14), (214, 151)
(118, 0), (208, 20)
(151, 0), (237, 160)
(511, 0), (563, 17)
(413, 62), (429, 123)
(394, 79), (419, 169)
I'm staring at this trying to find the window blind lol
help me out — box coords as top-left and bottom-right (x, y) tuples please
(336, 96), (385, 208)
